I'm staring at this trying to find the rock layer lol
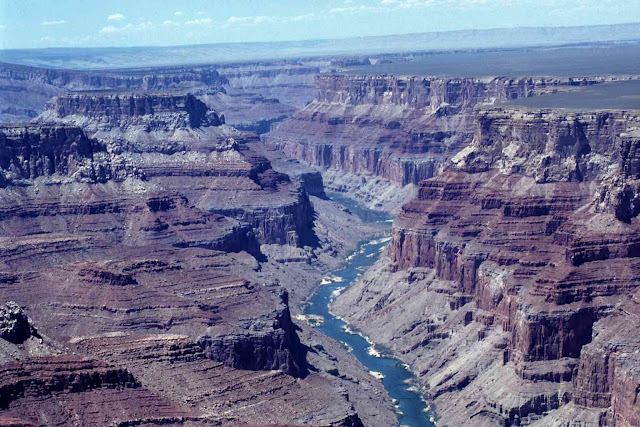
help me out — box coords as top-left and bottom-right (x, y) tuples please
(265, 74), (614, 189)
(334, 105), (640, 426)
(36, 92), (317, 247)
(0, 87), (377, 425)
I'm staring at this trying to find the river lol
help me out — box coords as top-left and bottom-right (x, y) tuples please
(303, 193), (436, 427)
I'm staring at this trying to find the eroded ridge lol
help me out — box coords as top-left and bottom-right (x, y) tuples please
(0, 90), (367, 426)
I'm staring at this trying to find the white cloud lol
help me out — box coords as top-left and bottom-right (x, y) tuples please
(330, 5), (381, 13)
(331, 0), (438, 13)
(0, 25), (5, 29)
(225, 14), (316, 26)
(107, 14), (125, 21)
(227, 15), (272, 25)
(290, 13), (316, 22)
(395, 0), (435, 9)
(41, 20), (67, 26)
(185, 17), (214, 25)
(174, 11), (184, 16)
(100, 22), (152, 34)
(163, 20), (178, 26)
(99, 25), (120, 34)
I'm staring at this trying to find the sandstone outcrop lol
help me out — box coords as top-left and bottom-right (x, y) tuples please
(334, 105), (640, 426)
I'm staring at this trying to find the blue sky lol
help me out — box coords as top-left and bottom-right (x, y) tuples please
(0, 0), (638, 50)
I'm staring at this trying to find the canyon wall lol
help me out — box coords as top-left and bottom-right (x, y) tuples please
(0, 86), (389, 425)
(0, 125), (118, 185)
(0, 61), (229, 124)
(0, 62), (228, 92)
(265, 74), (613, 195)
(35, 92), (317, 247)
(0, 59), (317, 129)
(334, 105), (640, 426)
(43, 92), (225, 129)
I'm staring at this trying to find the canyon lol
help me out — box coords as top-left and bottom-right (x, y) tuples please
(328, 92), (640, 424)
(0, 76), (396, 426)
(1, 35), (640, 427)
(265, 74), (639, 211)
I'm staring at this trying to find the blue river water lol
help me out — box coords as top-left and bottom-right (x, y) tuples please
(303, 193), (436, 426)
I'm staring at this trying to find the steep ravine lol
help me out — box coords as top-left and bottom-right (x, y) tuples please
(305, 193), (436, 426)
(0, 92), (402, 426)
(331, 106), (640, 426)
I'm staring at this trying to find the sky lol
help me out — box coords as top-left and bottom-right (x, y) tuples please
(0, 0), (639, 50)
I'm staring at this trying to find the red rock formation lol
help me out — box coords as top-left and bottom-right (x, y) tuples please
(0, 90), (370, 425)
(334, 105), (640, 425)
(30, 92), (318, 247)
(265, 74), (616, 188)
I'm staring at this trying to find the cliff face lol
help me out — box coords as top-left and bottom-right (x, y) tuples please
(0, 61), (228, 124)
(41, 92), (225, 130)
(0, 62), (228, 92)
(334, 106), (640, 426)
(265, 74), (609, 194)
(198, 290), (308, 376)
(221, 63), (323, 109)
(314, 74), (603, 108)
(0, 59), (321, 128)
(0, 125), (138, 186)
(33, 92), (316, 247)
(454, 108), (633, 180)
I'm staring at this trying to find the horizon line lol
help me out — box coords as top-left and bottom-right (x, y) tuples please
(2, 20), (639, 53)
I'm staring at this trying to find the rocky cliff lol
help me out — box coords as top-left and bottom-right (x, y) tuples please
(221, 63), (324, 109)
(40, 92), (225, 130)
(0, 82), (393, 425)
(0, 59), (321, 132)
(0, 62), (228, 92)
(314, 74), (604, 107)
(333, 106), (640, 426)
(265, 74), (614, 201)
(35, 92), (317, 247)
(197, 290), (308, 376)
(0, 61), (229, 124)
(0, 124), (137, 186)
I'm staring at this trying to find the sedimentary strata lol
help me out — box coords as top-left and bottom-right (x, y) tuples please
(34, 92), (317, 247)
(334, 105), (640, 425)
(265, 74), (616, 194)
(0, 61), (228, 124)
(0, 88), (391, 425)
(0, 60), (322, 131)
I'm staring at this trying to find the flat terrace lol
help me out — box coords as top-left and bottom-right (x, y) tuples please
(502, 80), (640, 110)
